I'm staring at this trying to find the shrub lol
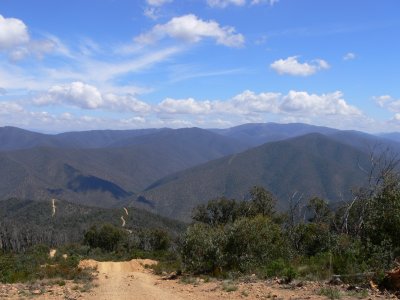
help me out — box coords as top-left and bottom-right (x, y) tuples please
(291, 223), (332, 256)
(181, 215), (288, 274)
(223, 215), (288, 272)
(84, 224), (127, 252)
(181, 223), (226, 273)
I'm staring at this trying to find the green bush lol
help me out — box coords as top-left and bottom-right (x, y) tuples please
(181, 215), (288, 274)
(84, 224), (127, 252)
(257, 259), (297, 282)
(181, 223), (226, 273)
(0, 245), (92, 284)
(291, 223), (332, 257)
(223, 215), (288, 272)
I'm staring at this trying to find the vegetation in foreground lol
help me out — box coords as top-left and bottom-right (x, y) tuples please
(0, 244), (92, 284)
(178, 151), (400, 292)
(1, 151), (400, 297)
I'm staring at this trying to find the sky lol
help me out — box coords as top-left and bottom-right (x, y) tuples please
(0, 0), (399, 133)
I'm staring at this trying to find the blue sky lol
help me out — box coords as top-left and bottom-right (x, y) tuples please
(0, 0), (399, 132)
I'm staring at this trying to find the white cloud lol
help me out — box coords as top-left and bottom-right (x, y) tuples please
(281, 91), (361, 116)
(34, 82), (102, 109)
(374, 95), (400, 112)
(207, 0), (246, 8)
(0, 38), (181, 93)
(392, 113), (400, 122)
(102, 93), (151, 113)
(158, 98), (213, 114)
(146, 0), (172, 6)
(343, 52), (356, 60)
(0, 15), (62, 61)
(42, 46), (182, 86)
(33, 82), (151, 113)
(143, 7), (160, 20)
(0, 101), (24, 114)
(135, 14), (244, 47)
(156, 91), (280, 116)
(229, 90), (280, 114)
(270, 56), (330, 76)
(375, 95), (393, 108)
(0, 15), (29, 50)
(0, 89), (372, 132)
(157, 90), (360, 117)
(143, 0), (173, 20)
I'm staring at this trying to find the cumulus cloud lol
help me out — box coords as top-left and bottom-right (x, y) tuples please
(281, 91), (361, 116)
(343, 52), (356, 60)
(0, 15), (29, 50)
(158, 97), (213, 114)
(270, 56), (330, 76)
(156, 91), (280, 115)
(33, 81), (151, 113)
(135, 14), (244, 47)
(157, 90), (360, 117)
(229, 90), (280, 114)
(1, 88), (369, 131)
(0, 15), (60, 61)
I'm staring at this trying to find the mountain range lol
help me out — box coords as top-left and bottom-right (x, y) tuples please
(1, 123), (399, 221)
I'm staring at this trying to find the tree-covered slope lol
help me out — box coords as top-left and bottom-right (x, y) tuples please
(0, 198), (185, 252)
(141, 134), (371, 221)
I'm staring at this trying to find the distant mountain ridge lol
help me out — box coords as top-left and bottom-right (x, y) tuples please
(0, 127), (248, 207)
(212, 122), (338, 147)
(0, 126), (165, 150)
(1, 123), (400, 221)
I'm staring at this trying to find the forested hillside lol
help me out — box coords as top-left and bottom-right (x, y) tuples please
(141, 133), (372, 220)
(0, 198), (185, 252)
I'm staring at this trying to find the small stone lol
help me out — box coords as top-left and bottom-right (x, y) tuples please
(32, 289), (41, 295)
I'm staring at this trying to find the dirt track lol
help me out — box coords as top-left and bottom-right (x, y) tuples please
(82, 259), (184, 300)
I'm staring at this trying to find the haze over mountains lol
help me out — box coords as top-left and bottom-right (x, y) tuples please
(1, 123), (399, 221)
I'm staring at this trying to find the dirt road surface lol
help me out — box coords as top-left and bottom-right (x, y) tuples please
(82, 259), (184, 300)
